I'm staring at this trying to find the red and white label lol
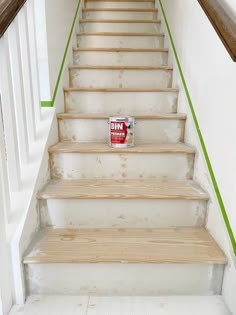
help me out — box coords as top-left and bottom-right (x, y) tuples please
(110, 121), (128, 144)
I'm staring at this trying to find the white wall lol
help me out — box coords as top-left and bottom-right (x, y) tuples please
(158, 0), (236, 313)
(222, 0), (236, 19)
(45, 0), (78, 100)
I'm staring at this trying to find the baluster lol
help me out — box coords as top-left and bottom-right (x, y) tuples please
(8, 21), (29, 165)
(0, 37), (21, 191)
(17, 8), (37, 144)
(25, 0), (42, 126)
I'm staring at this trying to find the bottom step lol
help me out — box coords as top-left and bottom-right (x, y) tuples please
(24, 228), (226, 295)
(9, 295), (231, 315)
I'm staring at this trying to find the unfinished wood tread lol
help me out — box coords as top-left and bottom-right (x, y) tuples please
(23, 227), (226, 264)
(57, 113), (186, 120)
(38, 179), (209, 200)
(73, 47), (168, 52)
(64, 87), (178, 92)
(80, 19), (161, 23)
(83, 8), (158, 12)
(77, 32), (164, 36)
(57, 112), (185, 119)
(49, 142), (195, 154)
(69, 65), (173, 70)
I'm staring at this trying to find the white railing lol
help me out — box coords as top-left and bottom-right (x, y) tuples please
(0, 0), (41, 195)
(0, 0), (55, 313)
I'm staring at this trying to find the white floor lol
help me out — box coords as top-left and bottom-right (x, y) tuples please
(9, 295), (231, 315)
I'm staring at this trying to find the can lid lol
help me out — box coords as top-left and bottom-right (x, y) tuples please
(109, 116), (134, 120)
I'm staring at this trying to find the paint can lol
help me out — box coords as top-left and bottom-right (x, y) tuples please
(109, 116), (135, 148)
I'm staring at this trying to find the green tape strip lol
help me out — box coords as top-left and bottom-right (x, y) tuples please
(159, 0), (236, 255)
(41, 101), (53, 107)
(41, 0), (81, 108)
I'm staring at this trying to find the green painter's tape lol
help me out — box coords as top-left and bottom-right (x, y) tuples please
(41, 101), (53, 107)
(41, 0), (81, 108)
(159, 0), (236, 255)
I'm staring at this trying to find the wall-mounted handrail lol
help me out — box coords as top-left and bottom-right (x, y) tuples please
(0, 0), (27, 38)
(198, 0), (236, 62)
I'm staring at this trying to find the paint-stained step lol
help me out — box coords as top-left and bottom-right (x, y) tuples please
(40, 198), (207, 229)
(57, 113), (185, 143)
(79, 19), (161, 33)
(23, 228), (226, 295)
(49, 142), (194, 154)
(9, 295), (231, 315)
(24, 228), (226, 264)
(82, 8), (158, 20)
(38, 179), (209, 200)
(73, 47), (168, 66)
(77, 33), (164, 48)
(85, 1), (155, 9)
(68, 65), (173, 89)
(64, 87), (178, 114)
(49, 142), (195, 180)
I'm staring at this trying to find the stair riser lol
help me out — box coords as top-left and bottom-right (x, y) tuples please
(85, 2), (155, 9)
(69, 69), (172, 89)
(73, 51), (168, 66)
(50, 152), (194, 180)
(77, 35), (164, 48)
(40, 199), (207, 228)
(58, 119), (185, 143)
(80, 22), (161, 33)
(64, 91), (178, 114)
(26, 263), (224, 295)
(83, 11), (157, 20)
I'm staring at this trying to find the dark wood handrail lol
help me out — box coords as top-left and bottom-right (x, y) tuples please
(0, 0), (27, 38)
(198, 0), (236, 61)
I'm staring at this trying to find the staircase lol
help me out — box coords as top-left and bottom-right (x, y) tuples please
(23, 0), (227, 299)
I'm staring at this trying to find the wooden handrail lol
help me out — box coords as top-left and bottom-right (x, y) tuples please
(198, 0), (236, 62)
(0, 0), (27, 37)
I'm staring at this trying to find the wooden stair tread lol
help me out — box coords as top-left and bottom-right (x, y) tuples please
(64, 87), (178, 92)
(23, 227), (226, 264)
(69, 65), (173, 70)
(57, 113), (186, 119)
(80, 19), (161, 23)
(82, 8), (158, 11)
(38, 179), (209, 200)
(49, 142), (195, 154)
(73, 47), (168, 52)
(77, 32), (164, 36)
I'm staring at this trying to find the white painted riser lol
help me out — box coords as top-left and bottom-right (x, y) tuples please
(58, 119), (184, 143)
(83, 11), (157, 20)
(73, 51), (168, 66)
(79, 22), (161, 33)
(9, 296), (231, 315)
(85, 2), (155, 9)
(77, 35), (164, 48)
(26, 263), (224, 295)
(40, 199), (207, 228)
(70, 69), (172, 89)
(50, 152), (194, 180)
(64, 91), (178, 114)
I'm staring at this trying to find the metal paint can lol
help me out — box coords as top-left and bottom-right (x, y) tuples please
(109, 116), (135, 148)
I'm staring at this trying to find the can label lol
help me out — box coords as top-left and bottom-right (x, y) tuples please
(109, 116), (134, 148)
